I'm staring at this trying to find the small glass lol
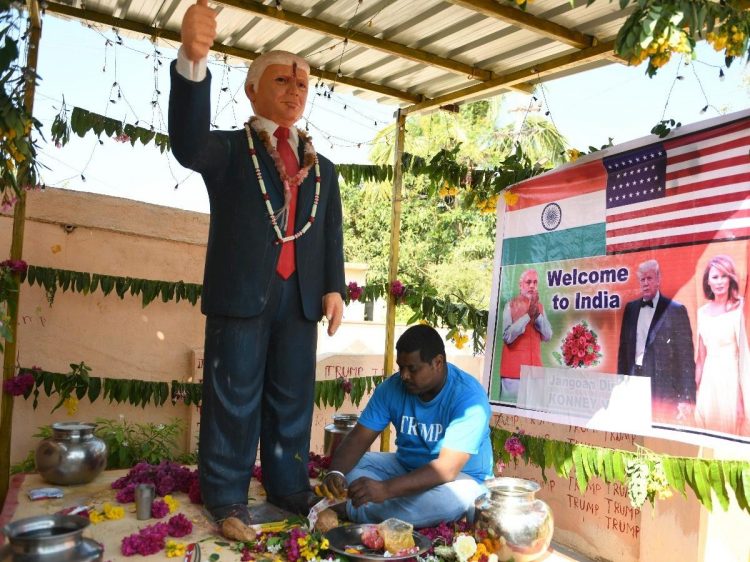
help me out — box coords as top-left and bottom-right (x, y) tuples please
(135, 483), (155, 520)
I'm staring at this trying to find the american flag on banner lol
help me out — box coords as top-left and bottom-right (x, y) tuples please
(605, 117), (750, 253)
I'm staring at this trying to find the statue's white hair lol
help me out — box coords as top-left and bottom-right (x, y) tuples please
(245, 50), (311, 91)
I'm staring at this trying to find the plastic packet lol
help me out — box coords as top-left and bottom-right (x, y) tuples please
(27, 487), (64, 501)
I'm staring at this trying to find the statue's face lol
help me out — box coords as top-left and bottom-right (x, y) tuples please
(247, 64), (309, 127)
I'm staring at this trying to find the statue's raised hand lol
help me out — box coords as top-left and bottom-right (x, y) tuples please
(181, 0), (217, 62)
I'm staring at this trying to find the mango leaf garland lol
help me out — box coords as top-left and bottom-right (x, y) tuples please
(20, 363), (385, 414)
(51, 106), (170, 153)
(489, 427), (750, 516)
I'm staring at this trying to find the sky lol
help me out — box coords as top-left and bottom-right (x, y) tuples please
(28, 13), (750, 214)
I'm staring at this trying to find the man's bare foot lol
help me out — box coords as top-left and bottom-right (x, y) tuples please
(221, 517), (257, 541)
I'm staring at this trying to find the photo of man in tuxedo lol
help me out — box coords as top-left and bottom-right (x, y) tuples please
(617, 259), (695, 421)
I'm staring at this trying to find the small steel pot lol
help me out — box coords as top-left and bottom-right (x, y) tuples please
(474, 477), (554, 562)
(35, 422), (107, 486)
(1, 514), (103, 561)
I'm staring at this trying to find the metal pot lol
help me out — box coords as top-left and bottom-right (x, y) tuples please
(35, 422), (107, 486)
(323, 413), (359, 457)
(0, 514), (103, 561)
(474, 477), (554, 562)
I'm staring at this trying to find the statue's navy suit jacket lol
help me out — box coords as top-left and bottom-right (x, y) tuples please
(617, 295), (696, 404)
(168, 63), (346, 319)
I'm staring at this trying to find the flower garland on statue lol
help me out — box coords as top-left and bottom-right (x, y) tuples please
(245, 117), (321, 244)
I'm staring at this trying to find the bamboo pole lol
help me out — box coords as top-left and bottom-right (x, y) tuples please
(379, 110), (406, 452)
(0, 0), (42, 507)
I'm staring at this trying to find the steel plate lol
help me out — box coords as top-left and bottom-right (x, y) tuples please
(325, 525), (430, 562)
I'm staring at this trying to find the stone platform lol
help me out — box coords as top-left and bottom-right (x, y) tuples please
(0, 470), (593, 562)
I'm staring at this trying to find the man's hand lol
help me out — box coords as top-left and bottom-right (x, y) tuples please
(181, 0), (217, 61)
(322, 292), (343, 336)
(528, 294), (540, 320)
(509, 296), (530, 322)
(315, 471), (348, 500)
(347, 477), (389, 507)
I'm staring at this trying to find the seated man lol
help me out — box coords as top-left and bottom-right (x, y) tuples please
(320, 325), (493, 527)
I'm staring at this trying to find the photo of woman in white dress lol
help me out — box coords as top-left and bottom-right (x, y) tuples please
(694, 255), (750, 435)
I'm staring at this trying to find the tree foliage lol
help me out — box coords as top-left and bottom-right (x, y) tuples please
(341, 96), (568, 311)
(0, 3), (41, 204)
(579, 0), (750, 77)
(342, 181), (496, 309)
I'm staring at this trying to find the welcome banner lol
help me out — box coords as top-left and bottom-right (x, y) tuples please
(485, 110), (750, 444)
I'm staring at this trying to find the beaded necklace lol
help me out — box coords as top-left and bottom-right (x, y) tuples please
(245, 117), (321, 244)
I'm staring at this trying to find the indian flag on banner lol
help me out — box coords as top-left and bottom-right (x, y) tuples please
(501, 159), (608, 265)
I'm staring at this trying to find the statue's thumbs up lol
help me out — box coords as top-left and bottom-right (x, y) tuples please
(181, 0), (217, 62)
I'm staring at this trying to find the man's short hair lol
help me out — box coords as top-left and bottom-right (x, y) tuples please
(396, 325), (446, 363)
(520, 269), (537, 283)
(637, 259), (660, 279)
(245, 50), (311, 91)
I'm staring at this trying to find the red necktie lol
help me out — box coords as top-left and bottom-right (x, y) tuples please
(273, 126), (300, 279)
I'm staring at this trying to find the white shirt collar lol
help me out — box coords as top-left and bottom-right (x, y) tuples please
(252, 115), (300, 150)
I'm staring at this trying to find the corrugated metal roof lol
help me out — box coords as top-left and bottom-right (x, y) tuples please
(44, 0), (633, 112)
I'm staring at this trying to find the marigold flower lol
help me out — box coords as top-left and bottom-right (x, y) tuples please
(469, 542), (489, 562)
(103, 502), (125, 520)
(64, 396), (79, 416)
(453, 332), (469, 350)
(89, 510), (106, 524)
(164, 494), (179, 513)
(503, 190), (519, 206)
(165, 540), (187, 558)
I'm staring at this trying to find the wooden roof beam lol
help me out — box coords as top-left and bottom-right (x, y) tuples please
(43, 1), (423, 104)
(403, 40), (616, 116)
(217, 0), (495, 81)
(446, 0), (595, 49)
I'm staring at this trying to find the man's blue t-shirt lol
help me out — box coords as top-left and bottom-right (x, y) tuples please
(358, 362), (493, 483)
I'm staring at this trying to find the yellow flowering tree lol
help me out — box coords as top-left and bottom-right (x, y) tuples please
(508, 1), (749, 77)
(609, 0), (749, 77)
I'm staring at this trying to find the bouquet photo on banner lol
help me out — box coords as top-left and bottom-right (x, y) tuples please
(486, 109), (750, 444)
